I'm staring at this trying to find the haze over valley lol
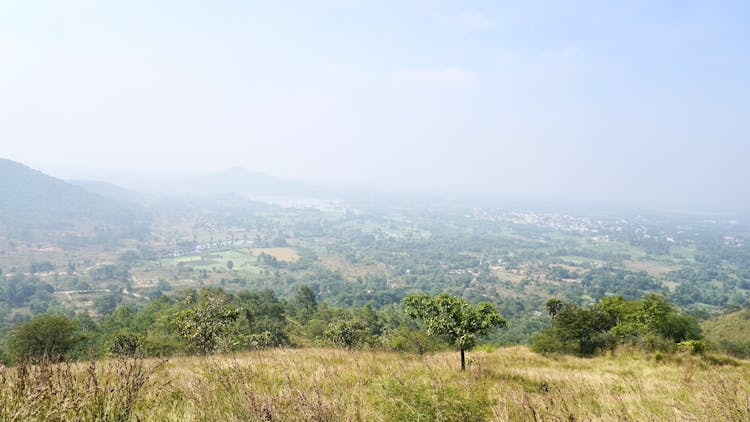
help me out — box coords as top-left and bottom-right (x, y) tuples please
(2, 1), (749, 213)
(1, 2), (749, 420)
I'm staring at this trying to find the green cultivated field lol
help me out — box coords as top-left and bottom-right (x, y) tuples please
(162, 250), (264, 274)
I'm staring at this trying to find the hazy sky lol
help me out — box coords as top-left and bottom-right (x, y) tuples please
(1, 1), (748, 211)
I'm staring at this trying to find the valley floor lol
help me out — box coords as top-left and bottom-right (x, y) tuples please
(2, 346), (749, 421)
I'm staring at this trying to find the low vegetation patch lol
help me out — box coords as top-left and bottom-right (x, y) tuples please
(1, 347), (748, 421)
(0, 355), (166, 421)
(247, 247), (300, 262)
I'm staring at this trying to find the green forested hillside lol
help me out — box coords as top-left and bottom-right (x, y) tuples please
(69, 179), (143, 204)
(0, 158), (148, 241)
(173, 166), (325, 197)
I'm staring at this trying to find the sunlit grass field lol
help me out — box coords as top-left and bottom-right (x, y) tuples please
(247, 247), (300, 262)
(702, 309), (750, 343)
(2, 346), (748, 421)
(161, 250), (264, 274)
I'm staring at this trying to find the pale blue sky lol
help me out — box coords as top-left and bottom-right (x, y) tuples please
(1, 1), (748, 211)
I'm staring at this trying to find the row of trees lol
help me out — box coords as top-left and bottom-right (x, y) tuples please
(532, 294), (702, 356)
(2, 287), (290, 363)
(1, 288), (507, 371)
(1, 285), (705, 370)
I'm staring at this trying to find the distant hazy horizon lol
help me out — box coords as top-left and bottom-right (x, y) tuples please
(2, 1), (748, 213)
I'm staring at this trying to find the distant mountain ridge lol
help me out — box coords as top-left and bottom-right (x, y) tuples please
(0, 158), (144, 238)
(170, 167), (329, 198)
(69, 179), (143, 203)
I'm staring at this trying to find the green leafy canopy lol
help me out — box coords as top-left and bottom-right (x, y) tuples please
(403, 293), (506, 351)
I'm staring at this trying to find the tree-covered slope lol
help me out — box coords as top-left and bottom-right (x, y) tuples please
(0, 158), (146, 239)
(69, 179), (143, 204)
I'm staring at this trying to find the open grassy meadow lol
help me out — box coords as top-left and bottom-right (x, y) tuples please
(162, 250), (264, 274)
(2, 347), (748, 421)
(622, 259), (676, 277)
(247, 247), (300, 262)
(702, 309), (750, 344)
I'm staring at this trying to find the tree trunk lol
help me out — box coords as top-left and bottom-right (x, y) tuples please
(460, 348), (465, 371)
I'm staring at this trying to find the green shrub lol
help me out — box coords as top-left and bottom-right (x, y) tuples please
(108, 331), (144, 357)
(324, 319), (370, 349)
(717, 340), (750, 358)
(530, 330), (573, 355)
(375, 377), (492, 421)
(677, 339), (708, 355)
(8, 314), (81, 362)
(143, 334), (183, 357)
(387, 326), (442, 354)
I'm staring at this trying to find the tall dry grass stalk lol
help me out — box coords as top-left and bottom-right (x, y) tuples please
(1, 347), (747, 421)
(0, 355), (167, 421)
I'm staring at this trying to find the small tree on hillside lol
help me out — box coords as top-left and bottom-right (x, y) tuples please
(172, 296), (240, 355)
(546, 298), (563, 317)
(324, 318), (370, 349)
(534, 294), (702, 356)
(404, 293), (506, 371)
(294, 285), (318, 323)
(108, 331), (144, 357)
(8, 314), (81, 362)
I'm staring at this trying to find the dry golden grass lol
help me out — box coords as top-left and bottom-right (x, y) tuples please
(623, 259), (675, 277)
(490, 269), (526, 284)
(701, 309), (750, 344)
(247, 247), (300, 262)
(1, 347), (748, 421)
